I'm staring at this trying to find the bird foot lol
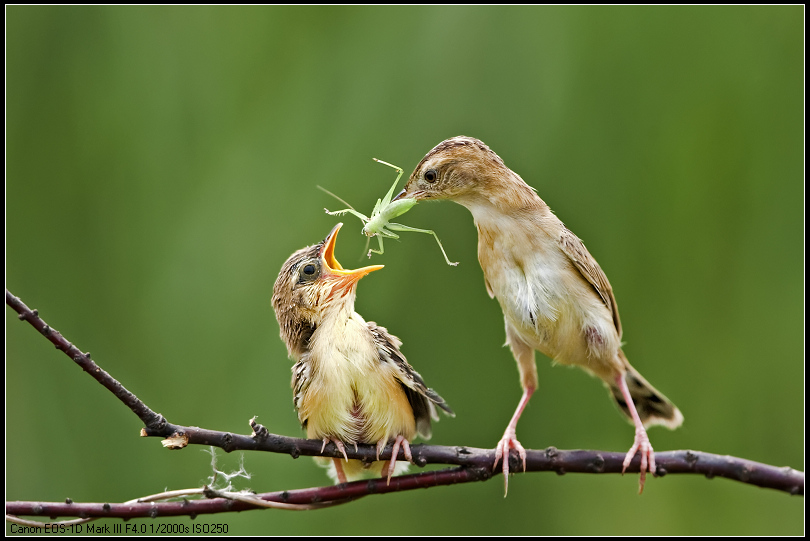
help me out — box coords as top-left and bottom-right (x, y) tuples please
(622, 428), (656, 494)
(493, 429), (527, 497)
(377, 435), (413, 485)
(321, 437), (349, 462)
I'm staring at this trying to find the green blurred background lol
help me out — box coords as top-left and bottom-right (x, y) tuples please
(6, 6), (803, 535)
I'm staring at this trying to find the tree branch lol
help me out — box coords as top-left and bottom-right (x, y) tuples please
(5, 289), (804, 523)
(6, 467), (487, 522)
(6, 289), (167, 432)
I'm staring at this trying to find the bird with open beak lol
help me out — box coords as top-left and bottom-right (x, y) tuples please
(393, 136), (683, 494)
(272, 223), (454, 484)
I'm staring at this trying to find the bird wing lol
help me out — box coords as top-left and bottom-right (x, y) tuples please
(291, 358), (309, 427)
(558, 226), (623, 338)
(367, 322), (455, 439)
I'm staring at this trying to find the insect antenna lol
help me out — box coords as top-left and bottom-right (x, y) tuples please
(317, 185), (358, 212)
(359, 235), (372, 262)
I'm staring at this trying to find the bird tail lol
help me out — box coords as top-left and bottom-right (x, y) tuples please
(608, 364), (684, 430)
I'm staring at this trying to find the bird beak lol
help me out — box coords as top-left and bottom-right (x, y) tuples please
(320, 223), (384, 285)
(391, 188), (408, 202)
(393, 184), (428, 202)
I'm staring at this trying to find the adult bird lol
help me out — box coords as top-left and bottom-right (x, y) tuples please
(393, 136), (682, 493)
(272, 223), (454, 483)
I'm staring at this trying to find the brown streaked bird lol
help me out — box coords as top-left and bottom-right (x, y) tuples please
(272, 222), (454, 484)
(394, 136), (683, 494)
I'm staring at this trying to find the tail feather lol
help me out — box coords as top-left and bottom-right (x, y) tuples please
(609, 365), (683, 430)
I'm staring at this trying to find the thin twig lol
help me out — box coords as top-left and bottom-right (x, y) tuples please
(6, 290), (166, 432)
(6, 467), (486, 521)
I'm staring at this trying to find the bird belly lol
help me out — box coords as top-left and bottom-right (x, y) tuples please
(482, 238), (621, 375)
(298, 316), (416, 446)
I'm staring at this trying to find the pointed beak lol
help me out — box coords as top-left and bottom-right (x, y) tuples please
(391, 188), (408, 202)
(320, 223), (384, 285)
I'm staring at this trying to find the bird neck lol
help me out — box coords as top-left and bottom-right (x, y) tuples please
(459, 170), (550, 229)
(319, 297), (357, 330)
(308, 301), (378, 374)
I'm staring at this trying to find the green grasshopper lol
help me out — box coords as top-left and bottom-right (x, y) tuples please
(318, 158), (458, 266)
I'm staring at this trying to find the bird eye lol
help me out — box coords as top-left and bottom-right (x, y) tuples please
(424, 169), (438, 183)
(298, 261), (319, 281)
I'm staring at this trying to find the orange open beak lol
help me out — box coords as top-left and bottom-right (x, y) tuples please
(320, 223), (384, 286)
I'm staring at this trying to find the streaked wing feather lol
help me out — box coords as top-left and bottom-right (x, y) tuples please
(558, 227), (622, 338)
(291, 358), (312, 428)
(367, 322), (454, 439)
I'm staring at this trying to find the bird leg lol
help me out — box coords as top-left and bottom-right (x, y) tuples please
(377, 435), (413, 485)
(615, 373), (656, 494)
(331, 458), (348, 484)
(494, 386), (534, 496)
(320, 437), (350, 484)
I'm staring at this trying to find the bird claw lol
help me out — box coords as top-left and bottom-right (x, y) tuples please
(377, 435), (413, 485)
(622, 428), (656, 494)
(321, 437), (349, 462)
(494, 430), (527, 497)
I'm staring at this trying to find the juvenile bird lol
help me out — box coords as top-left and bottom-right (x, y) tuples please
(272, 223), (453, 484)
(394, 136), (683, 493)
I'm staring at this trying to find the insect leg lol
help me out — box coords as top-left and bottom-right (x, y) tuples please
(367, 229), (400, 258)
(324, 207), (369, 223)
(388, 223), (459, 266)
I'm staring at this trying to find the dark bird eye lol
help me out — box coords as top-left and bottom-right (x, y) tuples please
(424, 169), (438, 183)
(298, 260), (320, 282)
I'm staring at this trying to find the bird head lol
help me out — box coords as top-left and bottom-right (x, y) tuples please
(272, 222), (383, 357)
(391, 136), (509, 204)
(392, 136), (539, 216)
